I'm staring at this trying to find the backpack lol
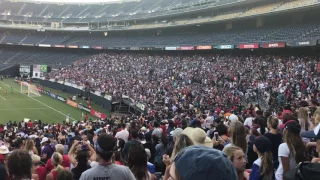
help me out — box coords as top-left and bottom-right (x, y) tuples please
(284, 162), (320, 180)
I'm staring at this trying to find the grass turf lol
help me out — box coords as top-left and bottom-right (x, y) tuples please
(0, 79), (111, 124)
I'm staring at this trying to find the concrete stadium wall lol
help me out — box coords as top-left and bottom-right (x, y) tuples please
(38, 79), (112, 111)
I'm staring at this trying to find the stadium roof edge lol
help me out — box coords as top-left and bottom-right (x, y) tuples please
(7, 0), (140, 5)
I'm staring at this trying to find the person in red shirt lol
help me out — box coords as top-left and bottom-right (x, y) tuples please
(45, 144), (70, 172)
(27, 120), (33, 129)
(32, 155), (46, 180)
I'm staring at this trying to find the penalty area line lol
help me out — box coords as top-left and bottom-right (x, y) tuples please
(0, 95), (6, 100)
(0, 81), (76, 121)
(0, 108), (47, 111)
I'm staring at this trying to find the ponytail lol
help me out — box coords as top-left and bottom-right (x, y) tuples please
(260, 151), (273, 180)
(51, 152), (63, 172)
(56, 164), (64, 172)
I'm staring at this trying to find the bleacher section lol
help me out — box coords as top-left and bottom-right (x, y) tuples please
(0, 0), (318, 24)
(0, 48), (93, 67)
(1, 22), (319, 47)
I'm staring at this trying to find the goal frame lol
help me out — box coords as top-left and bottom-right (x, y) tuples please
(20, 81), (41, 97)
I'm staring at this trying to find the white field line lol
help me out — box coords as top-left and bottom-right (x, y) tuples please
(0, 108), (47, 111)
(0, 95), (6, 100)
(0, 81), (76, 121)
(7, 99), (33, 101)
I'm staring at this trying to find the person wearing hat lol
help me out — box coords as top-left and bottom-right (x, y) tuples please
(250, 136), (274, 180)
(182, 127), (213, 148)
(275, 121), (309, 180)
(168, 146), (237, 180)
(0, 144), (9, 180)
(40, 137), (54, 163)
(79, 134), (135, 180)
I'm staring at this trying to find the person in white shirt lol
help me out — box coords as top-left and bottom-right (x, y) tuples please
(244, 112), (254, 129)
(275, 121), (309, 180)
(115, 123), (129, 142)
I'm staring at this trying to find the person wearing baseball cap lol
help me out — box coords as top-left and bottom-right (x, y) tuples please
(168, 146), (237, 180)
(80, 134), (135, 180)
(250, 136), (274, 180)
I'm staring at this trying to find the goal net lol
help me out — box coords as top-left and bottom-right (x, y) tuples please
(20, 82), (41, 97)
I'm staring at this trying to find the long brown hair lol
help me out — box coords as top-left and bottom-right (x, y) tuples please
(298, 107), (310, 131)
(24, 139), (34, 152)
(171, 134), (193, 161)
(229, 121), (247, 153)
(260, 151), (273, 180)
(283, 130), (309, 162)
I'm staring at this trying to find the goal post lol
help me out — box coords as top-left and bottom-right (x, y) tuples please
(20, 82), (41, 97)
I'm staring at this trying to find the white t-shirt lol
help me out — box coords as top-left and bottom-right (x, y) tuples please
(115, 129), (129, 142)
(275, 143), (298, 180)
(244, 117), (254, 128)
(257, 127), (269, 135)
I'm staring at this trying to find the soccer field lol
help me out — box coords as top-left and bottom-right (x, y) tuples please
(0, 79), (110, 125)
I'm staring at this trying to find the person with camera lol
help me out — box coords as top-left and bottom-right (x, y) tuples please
(68, 140), (95, 180)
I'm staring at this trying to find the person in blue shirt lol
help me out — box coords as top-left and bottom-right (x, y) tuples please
(250, 136), (274, 180)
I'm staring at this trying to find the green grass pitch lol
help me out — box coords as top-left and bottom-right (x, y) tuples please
(0, 79), (111, 125)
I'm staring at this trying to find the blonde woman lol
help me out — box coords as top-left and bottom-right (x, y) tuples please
(223, 120), (247, 154)
(224, 146), (249, 180)
(24, 139), (38, 155)
(264, 115), (282, 169)
(46, 152), (65, 180)
(297, 107), (313, 133)
(302, 107), (320, 143)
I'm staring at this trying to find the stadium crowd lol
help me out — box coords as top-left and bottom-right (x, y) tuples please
(0, 52), (320, 180)
(48, 52), (320, 113)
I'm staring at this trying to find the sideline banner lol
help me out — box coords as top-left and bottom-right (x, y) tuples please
(217, 45), (234, 49)
(262, 42), (285, 48)
(239, 44), (259, 49)
(90, 109), (107, 119)
(78, 104), (91, 113)
(196, 45), (212, 50)
(66, 99), (78, 108)
(165, 47), (177, 50)
(177, 46), (195, 50)
(287, 40), (317, 47)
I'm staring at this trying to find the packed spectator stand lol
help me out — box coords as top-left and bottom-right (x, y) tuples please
(1, 51), (320, 179)
(2, 0), (320, 179)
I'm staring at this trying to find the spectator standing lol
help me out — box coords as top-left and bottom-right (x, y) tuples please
(224, 146), (249, 180)
(142, 133), (155, 163)
(79, 134), (135, 180)
(46, 152), (65, 180)
(25, 138), (39, 155)
(41, 137), (54, 163)
(0, 145), (9, 180)
(128, 144), (152, 180)
(264, 115), (282, 169)
(275, 121), (309, 180)
(7, 150), (33, 180)
(115, 123), (129, 142)
(154, 135), (169, 174)
(223, 120), (248, 154)
(250, 136), (274, 180)
(46, 144), (70, 172)
(167, 146), (238, 180)
(33, 155), (47, 180)
(123, 129), (140, 160)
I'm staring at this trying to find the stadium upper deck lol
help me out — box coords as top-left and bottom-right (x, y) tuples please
(0, 0), (319, 30)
